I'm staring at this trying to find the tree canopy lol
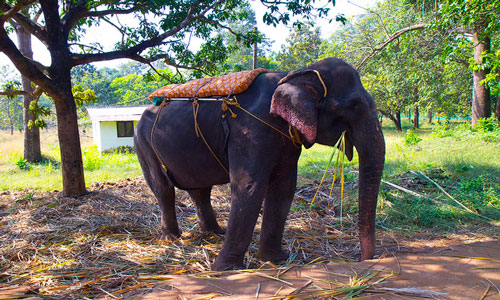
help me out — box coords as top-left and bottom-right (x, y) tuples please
(0, 0), (341, 196)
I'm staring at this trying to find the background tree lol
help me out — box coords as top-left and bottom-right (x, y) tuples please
(15, 22), (42, 162)
(438, 0), (500, 124)
(0, 81), (23, 134)
(0, 0), (340, 196)
(320, 0), (480, 129)
(215, 3), (276, 73)
(276, 23), (322, 71)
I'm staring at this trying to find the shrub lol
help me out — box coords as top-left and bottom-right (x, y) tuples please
(475, 116), (500, 133)
(403, 129), (422, 145)
(82, 145), (103, 171)
(16, 157), (30, 171)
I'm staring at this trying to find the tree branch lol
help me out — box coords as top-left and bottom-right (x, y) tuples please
(85, 7), (139, 18)
(0, 85), (43, 98)
(100, 16), (128, 48)
(0, 90), (30, 97)
(69, 43), (104, 53)
(0, 0), (35, 20)
(130, 53), (210, 76)
(201, 17), (243, 38)
(356, 23), (430, 70)
(0, 27), (54, 96)
(0, 2), (48, 46)
(69, 0), (226, 66)
(62, 3), (139, 39)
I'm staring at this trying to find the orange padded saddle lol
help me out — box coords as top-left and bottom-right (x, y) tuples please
(150, 68), (268, 104)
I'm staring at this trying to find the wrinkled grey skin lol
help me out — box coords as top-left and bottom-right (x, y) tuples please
(134, 58), (385, 271)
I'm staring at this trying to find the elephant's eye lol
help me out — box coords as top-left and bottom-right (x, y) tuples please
(349, 98), (363, 110)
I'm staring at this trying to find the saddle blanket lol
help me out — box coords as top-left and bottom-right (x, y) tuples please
(149, 68), (268, 102)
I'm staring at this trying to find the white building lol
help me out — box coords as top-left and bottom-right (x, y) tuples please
(86, 106), (148, 152)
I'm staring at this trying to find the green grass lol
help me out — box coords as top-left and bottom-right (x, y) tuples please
(0, 137), (141, 190)
(1, 119), (500, 233)
(296, 119), (500, 231)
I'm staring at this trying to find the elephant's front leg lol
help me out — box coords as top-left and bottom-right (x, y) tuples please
(258, 165), (297, 263)
(212, 172), (268, 271)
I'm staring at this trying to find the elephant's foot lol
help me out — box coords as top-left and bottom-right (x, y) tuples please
(160, 229), (181, 240)
(257, 248), (289, 264)
(201, 225), (226, 235)
(211, 255), (245, 271)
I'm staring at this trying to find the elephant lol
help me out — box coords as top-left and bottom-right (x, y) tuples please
(134, 58), (385, 271)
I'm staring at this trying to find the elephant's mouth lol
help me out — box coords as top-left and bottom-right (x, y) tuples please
(342, 132), (354, 161)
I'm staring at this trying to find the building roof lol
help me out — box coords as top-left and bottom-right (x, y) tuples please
(86, 105), (148, 122)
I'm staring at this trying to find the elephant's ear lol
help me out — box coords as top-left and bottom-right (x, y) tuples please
(270, 70), (323, 148)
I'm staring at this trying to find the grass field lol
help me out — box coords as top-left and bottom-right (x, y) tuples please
(0, 129), (142, 190)
(1, 119), (499, 230)
(1, 119), (499, 299)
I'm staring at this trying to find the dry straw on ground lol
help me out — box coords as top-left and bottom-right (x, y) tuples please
(1, 176), (391, 299)
(3, 175), (495, 299)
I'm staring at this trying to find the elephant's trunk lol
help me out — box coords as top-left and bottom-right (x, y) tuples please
(352, 117), (385, 260)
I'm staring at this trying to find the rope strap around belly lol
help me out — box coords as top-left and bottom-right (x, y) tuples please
(222, 97), (302, 148)
(150, 95), (303, 178)
(150, 100), (170, 172)
(192, 99), (230, 175)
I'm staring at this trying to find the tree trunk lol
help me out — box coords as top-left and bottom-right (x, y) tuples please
(427, 110), (433, 124)
(413, 105), (419, 129)
(471, 30), (491, 124)
(395, 110), (402, 132)
(495, 96), (500, 122)
(379, 110), (402, 132)
(8, 107), (14, 135)
(53, 89), (86, 196)
(16, 25), (41, 162)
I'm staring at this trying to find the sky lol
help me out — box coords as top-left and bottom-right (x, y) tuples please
(0, 0), (378, 71)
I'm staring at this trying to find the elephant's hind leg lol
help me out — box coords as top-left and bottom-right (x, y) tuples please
(141, 163), (181, 240)
(188, 187), (225, 234)
(156, 184), (181, 240)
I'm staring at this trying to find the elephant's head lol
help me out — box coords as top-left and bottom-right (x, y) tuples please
(270, 58), (385, 260)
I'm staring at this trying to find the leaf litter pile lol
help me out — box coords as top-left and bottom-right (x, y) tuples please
(0, 172), (497, 299)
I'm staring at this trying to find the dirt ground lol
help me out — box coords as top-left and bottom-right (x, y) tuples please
(1, 178), (499, 299)
(132, 240), (500, 299)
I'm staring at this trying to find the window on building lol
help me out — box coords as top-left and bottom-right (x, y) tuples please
(116, 121), (134, 138)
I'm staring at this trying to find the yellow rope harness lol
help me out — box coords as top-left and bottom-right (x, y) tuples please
(311, 70), (328, 98)
(150, 100), (169, 172)
(222, 97), (302, 148)
(192, 99), (230, 175)
(149, 69), (328, 175)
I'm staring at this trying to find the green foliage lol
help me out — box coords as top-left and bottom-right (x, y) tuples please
(475, 116), (500, 132)
(437, 0), (500, 34)
(82, 145), (103, 171)
(72, 85), (97, 106)
(15, 156), (30, 171)
(437, 0), (500, 114)
(110, 74), (160, 105)
(27, 101), (51, 129)
(458, 176), (500, 212)
(213, 4), (277, 74)
(402, 129), (422, 145)
(276, 24), (322, 71)
(430, 118), (500, 142)
(0, 76), (23, 132)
